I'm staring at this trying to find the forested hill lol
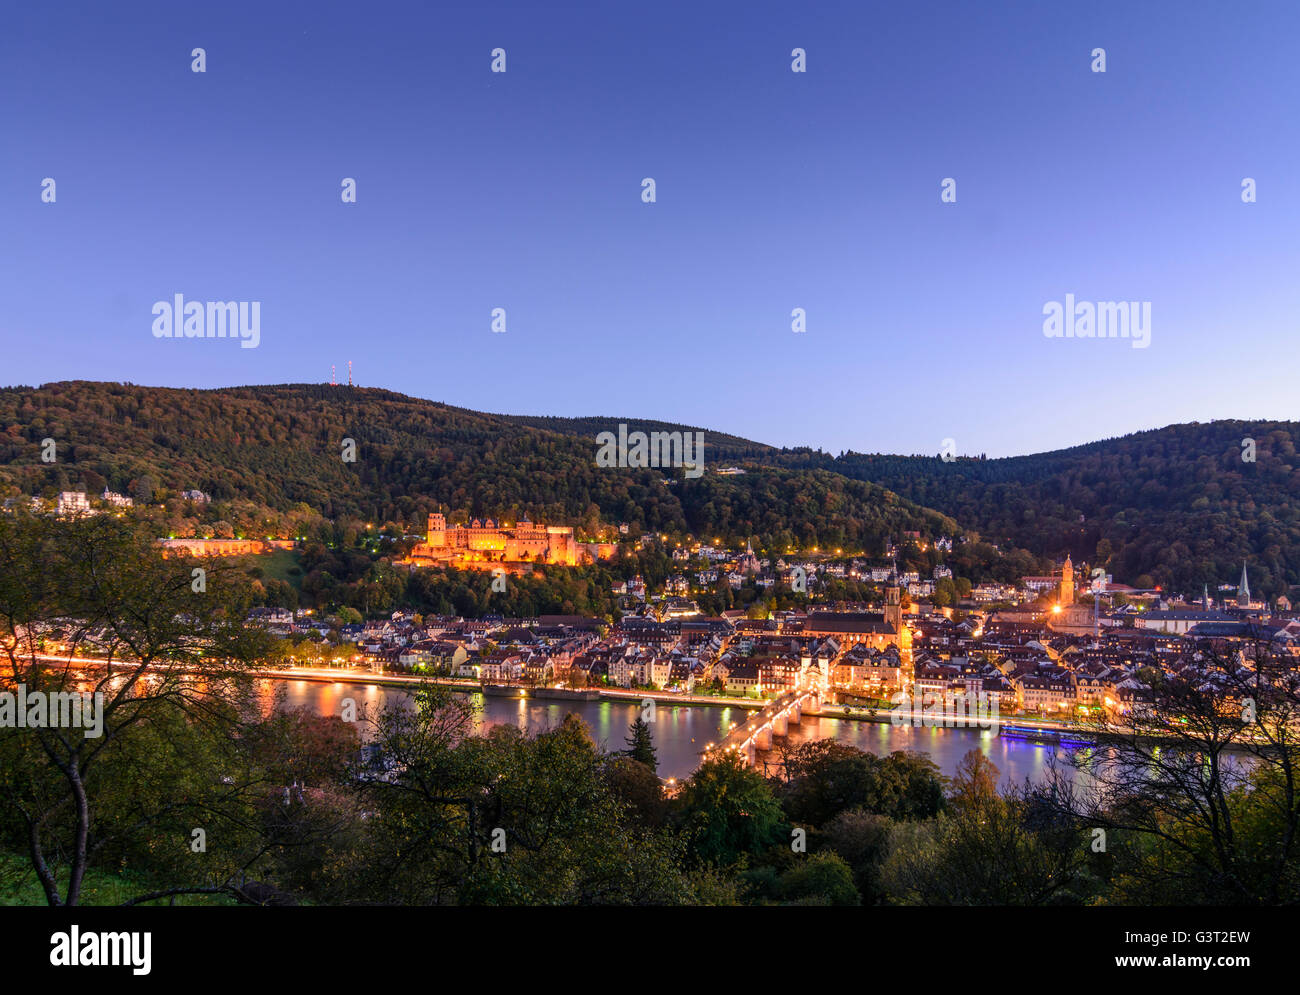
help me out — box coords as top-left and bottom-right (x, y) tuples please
(813, 424), (1298, 598)
(4, 382), (1292, 595)
(497, 414), (775, 464)
(0, 381), (956, 553)
(495, 413), (1300, 598)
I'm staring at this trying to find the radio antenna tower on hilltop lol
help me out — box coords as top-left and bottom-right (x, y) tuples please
(348, 360), (353, 387)
(330, 365), (336, 386)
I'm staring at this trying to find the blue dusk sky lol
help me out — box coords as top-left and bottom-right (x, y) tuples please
(2, 1), (1297, 457)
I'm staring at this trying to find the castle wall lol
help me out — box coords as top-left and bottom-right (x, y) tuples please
(159, 538), (292, 557)
(407, 517), (604, 568)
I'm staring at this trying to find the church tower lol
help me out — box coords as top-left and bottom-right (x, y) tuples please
(884, 579), (902, 631)
(1060, 555), (1074, 605)
(1238, 563), (1251, 608)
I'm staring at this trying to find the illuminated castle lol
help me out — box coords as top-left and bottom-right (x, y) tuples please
(160, 538), (295, 558)
(406, 513), (616, 569)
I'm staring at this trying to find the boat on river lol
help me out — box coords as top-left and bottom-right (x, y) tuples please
(999, 724), (1095, 748)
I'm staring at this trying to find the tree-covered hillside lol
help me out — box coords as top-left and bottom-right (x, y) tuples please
(498, 413), (1300, 598)
(825, 424), (1300, 598)
(5, 382), (1292, 596)
(0, 382), (955, 553)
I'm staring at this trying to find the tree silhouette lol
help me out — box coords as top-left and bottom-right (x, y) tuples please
(624, 716), (658, 773)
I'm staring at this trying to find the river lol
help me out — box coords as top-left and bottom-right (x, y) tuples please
(259, 678), (1078, 785)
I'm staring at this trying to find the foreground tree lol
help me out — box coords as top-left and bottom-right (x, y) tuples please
(624, 715), (658, 773)
(776, 740), (947, 825)
(675, 752), (786, 867)
(1045, 639), (1300, 904)
(879, 750), (1096, 905)
(355, 694), (696, 904)
(0, 512), (275, 906)
(819, 807), (893, 903)
(776, 851), (860, 906)
(604, 754), (668, 828)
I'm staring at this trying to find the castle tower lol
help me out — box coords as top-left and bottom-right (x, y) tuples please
(1060, 555), (1074, 605)
(426, 512), (447, 547)
(1238, 563), (1251, 608)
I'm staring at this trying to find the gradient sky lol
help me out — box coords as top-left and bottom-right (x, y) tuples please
(2, 1), (1298, 457)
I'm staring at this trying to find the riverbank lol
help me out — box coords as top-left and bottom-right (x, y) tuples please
(38, 656), (1263, 786)
(253, 665), (1100, 736)
(39, 654), (1186, 743)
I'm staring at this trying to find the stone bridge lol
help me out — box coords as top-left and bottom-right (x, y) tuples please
(707, 687), (824, 767)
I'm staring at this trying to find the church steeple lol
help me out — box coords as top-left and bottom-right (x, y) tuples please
(1060, 554), (1074, 605)
(1238, 563), (1251, 608)
(884, 579), (902, 631)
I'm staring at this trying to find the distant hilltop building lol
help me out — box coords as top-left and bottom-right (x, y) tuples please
(182, 489), (210, 504)
(405, 513), (616, 569)
(101, 489), (134, 508)
(2, 496), (45, 514)
(57, 491), (92, 517)
(160, 538), (295, 558)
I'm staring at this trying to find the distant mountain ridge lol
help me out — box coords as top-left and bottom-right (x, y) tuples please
(493, 413), (775, 464)
(2, 381), (1294, 596)
(496, 411), (1300, 598)
(823, 422), (1300, 598)
(0, 381), (955, 556)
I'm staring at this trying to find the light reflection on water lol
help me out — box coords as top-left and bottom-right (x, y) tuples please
(258, 680), (1085, 784)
